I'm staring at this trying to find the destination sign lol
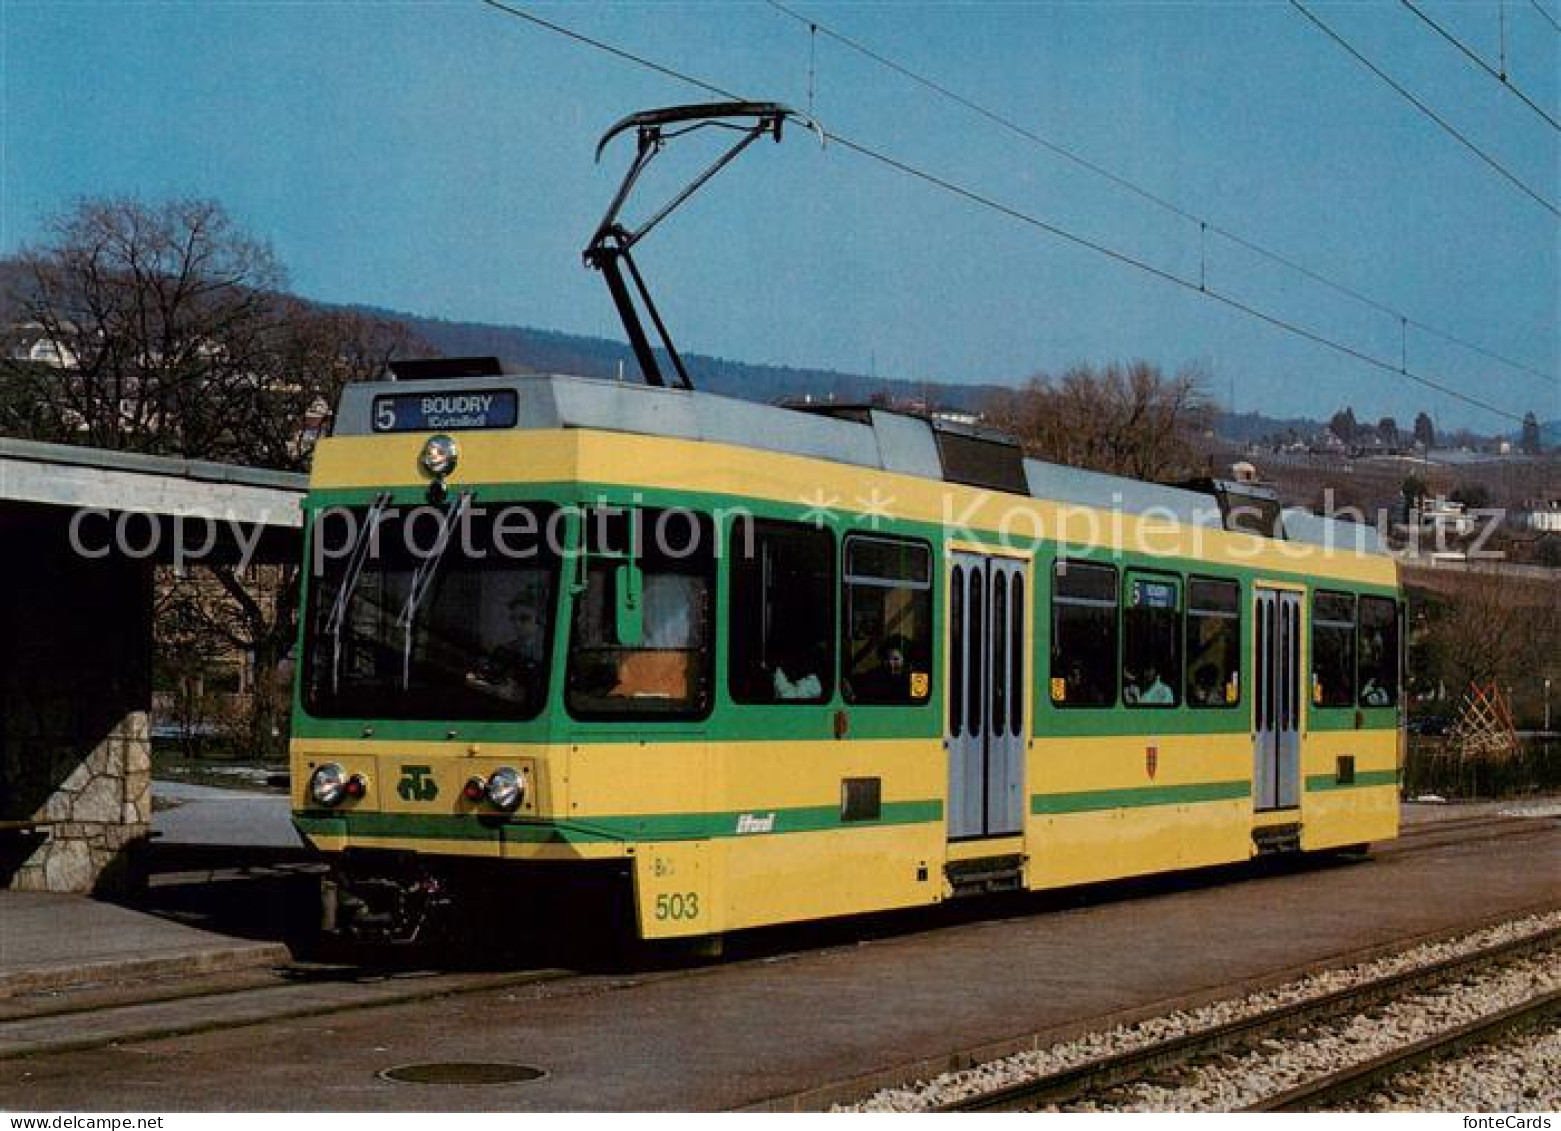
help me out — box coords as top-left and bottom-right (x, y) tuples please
(372, 390), (519, 433)
(1132, 579), (1178, 609)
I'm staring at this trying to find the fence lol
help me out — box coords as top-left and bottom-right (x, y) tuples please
(1402, 735), (1561, 800)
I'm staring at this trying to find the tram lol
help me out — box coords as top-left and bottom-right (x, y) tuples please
(288, 104), (1402, 943)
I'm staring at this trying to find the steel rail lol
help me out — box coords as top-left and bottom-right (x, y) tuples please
(938, 925), (1561, 1111)
(1248, 986), (1561, 1112)
(1398, 813), (1534, 838)
(1384, 819), (1560, 858)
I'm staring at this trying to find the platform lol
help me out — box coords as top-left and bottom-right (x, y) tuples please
(0, 892), (288, 997)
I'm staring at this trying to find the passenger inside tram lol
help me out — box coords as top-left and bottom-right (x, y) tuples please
(851, 635), (914, 702)
(1124, 664), (1174, 705)
(1189, 662), (1224, 706)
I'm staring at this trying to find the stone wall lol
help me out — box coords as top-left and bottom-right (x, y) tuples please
(0, 506), (153, 894)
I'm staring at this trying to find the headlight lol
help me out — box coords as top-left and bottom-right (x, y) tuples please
(485, 766), (526, 812)
(309, 763), (348, 807)
(419, 434), (459, 478)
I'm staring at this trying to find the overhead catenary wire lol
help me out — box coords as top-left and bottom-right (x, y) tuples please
(1531, 0), (1561, 36)
(476, 0), (1531, 425)
(1400, 0), (1561, 132)
(1291, 0), (1561, 219)
(766, 0), (1555, 387)
(477, 0), (736, 100)
(824, 133), (1525, 424)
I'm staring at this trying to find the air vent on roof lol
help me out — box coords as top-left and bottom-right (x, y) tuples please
(1180, 476), (1284, 538)
(779, 401), (875, 426)
(387, 357), (513, 381)
(932, 420), (1028, 494)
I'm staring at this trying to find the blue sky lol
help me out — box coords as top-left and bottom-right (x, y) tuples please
(5, 0), (1557, 431)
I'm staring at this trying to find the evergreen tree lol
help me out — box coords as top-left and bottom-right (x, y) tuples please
(1520, 411), (1542, 455)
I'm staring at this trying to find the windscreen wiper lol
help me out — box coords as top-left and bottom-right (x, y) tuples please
(395, 492), (473, 690)
(584, 101), (819, 391)
(325, 492), (392, 696)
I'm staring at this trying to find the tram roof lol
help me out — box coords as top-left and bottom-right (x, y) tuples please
(336, 367), (1386, 555)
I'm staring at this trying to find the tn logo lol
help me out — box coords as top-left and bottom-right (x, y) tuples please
(396, 765), (439, 803)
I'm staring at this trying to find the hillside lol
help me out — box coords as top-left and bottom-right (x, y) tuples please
(4, 248), (1525, 448)
(356, 305), (1009, 414)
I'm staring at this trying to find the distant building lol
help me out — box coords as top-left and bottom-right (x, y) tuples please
(1398, 496), (1478, 546)
(6, 322), (80, 369)
(1522, 496), (1561, 533)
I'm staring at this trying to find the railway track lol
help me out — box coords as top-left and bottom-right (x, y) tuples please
(6, 813), (1552, 1073)
(930, 921), (1561, 1112)
(1399, 811), (1543, 839)
(1250, 988), (1561, 1112)
(1351, 810), (1561, 868)
(1392, 808), (1560, 849)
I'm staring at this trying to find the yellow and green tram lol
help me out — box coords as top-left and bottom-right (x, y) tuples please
(290, 362), (1402, 943)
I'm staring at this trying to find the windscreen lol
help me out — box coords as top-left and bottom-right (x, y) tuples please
(302, 501), (560, 721)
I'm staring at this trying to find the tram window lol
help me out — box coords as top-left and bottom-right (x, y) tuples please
(1050, 560), (1117, 708)
(1311, 591), (1356, 708)
(1123, 575), (1181, 708)
(1186, 577), (1240, 709)
(1357, 595), (1399, 708)
(842, 536), (933, 705)
(566, 508), (714, 720)
(728, 519), (833, 704)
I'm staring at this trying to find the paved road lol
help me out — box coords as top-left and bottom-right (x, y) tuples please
(3, 813), (1556, 1111)
(153, 780), (300, 848)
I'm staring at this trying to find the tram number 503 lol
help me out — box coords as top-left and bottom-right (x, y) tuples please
(655, 892), (700, 921)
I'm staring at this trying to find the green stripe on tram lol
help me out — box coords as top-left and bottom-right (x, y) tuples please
(1029, 770), (1398, 814)
(295, 799), (944, 845)
(1303, 769), (1400, 791)
(1030, 780), (1251, 815)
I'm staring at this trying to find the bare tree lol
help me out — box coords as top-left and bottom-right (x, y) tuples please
(239, 300), (428, 470)
(984, 360), (1216, 481)
(1410, 572), (1560, 720)
(1, 196), (427, 470)
(157, 562), (301, 762)
(3, 198), (284, 456)
(3, 195), (433, 761)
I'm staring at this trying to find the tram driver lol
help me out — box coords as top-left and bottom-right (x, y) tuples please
(466, 588), (547, 704)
